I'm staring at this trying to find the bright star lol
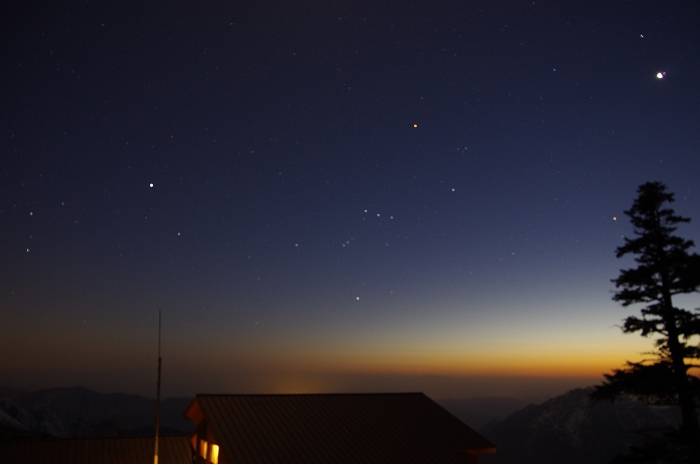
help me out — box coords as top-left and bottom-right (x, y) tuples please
(656, 72), (666, 79)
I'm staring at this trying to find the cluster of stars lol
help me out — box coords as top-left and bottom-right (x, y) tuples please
(362, 209), (394, 220)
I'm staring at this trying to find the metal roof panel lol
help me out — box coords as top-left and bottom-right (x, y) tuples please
(192, 392), (496, 464)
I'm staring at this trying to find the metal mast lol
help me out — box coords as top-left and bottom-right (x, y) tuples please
(154, 309), (162, 464)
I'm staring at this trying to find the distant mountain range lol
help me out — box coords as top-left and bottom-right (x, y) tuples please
(478, 387), (682, 464)
(0, 386), (192, 439)
(436, 396), (529, 430)
(0, 385), (689, 464)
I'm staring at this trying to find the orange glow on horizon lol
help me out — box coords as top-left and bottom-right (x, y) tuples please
(193, 343), (650, 380)
(310, 353), (642, 378)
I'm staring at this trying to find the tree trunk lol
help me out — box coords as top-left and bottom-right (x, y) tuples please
(661, 288), (700, 445)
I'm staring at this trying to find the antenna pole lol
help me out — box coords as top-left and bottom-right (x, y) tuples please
(154, 309), (162, 464)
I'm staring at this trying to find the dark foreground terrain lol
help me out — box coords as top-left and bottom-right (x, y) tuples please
(0, 385), (687, 464)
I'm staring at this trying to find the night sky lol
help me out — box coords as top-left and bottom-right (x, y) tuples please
(2, 0), (700, 400)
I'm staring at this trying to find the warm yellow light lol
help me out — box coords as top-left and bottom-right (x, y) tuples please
(200, 439), (208, 459)
(413, 123), (418, 128)
(211, 444), (220, 464)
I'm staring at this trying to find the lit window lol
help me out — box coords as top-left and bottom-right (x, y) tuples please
(210, 444), (219, 464)
(200, 439), (208, 459)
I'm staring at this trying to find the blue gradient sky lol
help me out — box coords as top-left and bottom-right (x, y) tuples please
(2, 0), (700, 400)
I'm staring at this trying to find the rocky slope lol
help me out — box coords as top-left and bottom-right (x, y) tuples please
(479, 387), (682, 464)
(0, 386), (192, 438)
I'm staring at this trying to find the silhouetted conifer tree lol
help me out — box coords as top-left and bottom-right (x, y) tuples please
(592, 181), (700, 460)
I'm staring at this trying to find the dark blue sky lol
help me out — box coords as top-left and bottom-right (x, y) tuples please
(2, 0), (700, 399)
